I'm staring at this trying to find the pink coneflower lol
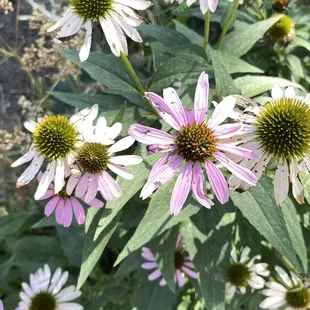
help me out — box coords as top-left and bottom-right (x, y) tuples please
(141, 234), (197, 287)
(71, 116), (143, 202)
(229, 85), (310, 205)
(38, 172), (103, 227)
(11, 105), (98, 200)
(129, 72), (257, 215)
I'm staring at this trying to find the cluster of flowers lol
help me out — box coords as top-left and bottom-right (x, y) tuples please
(142, 237), (310, 309)
(12, 72), (310, 226)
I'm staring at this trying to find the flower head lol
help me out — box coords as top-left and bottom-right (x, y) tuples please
(226, 247), (270, 299)
(38, 172), (104, 227)
(267, 15), (296, 45)
(72, 116), (142, 202)
(141, 234), (197, 287)
(129, 72), (257, 215)
(260, 266), (310, 309)
(229, 85), (310, 205)
(48, 0), (152, 61)
(11, 105), (98, 201)
(17, 265), (82, 310)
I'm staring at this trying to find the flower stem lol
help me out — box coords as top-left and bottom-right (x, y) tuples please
(204, 11), (211, 53)
(216, 0), (239, 49)
(120, 52), (158, 116)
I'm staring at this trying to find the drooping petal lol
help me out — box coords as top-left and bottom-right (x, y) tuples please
(199, 0), (209, 13)
(181, 266), (198, 279)
(289, 160), (304, 204)
(141, 262), (157, 270)
(11, 145), (36, 167)
(55, 199), (65, 226)
(205, 159), (229, 204)
(148, 269), (162, 281)
(57, 14), (83, 38)
(108, 163), (133, 180)
(208, 0), (219, 12)
(274, 160), (289, 205)
(84, 174), (99, 203)
(194, 72), (209, 124)
(47, 9), (73, 32)
(274, 266), (293, 287)
(87, 197), (104, 208)
(142, 247), (156, 261)
(248, 275), (265, 289)
(192, 163), (214, 208)
(75, 174), (89, 198)
(213, 123), (242, 139)
(54, 160), (65, 194)
(175, 269), (185, 287)
(34, 161), (56, 200)
(170, 162), (193, 216)
(79, 20), (92, 62)
(216, 143), (257, 159)
(70, 197), (86, 225)
(63, 199), (73, 227)
(44, 196), (60, 216)
(66, 175), (79, 195)
(98, 172), (122, 201)
(129, 124), (175, 145)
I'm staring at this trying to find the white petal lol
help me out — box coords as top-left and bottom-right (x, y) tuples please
(260, 296), (286, 309)
(54, 160), (65, 194)
(16, 156), (44, 187)
(248, 275), (265, 289)
(226, 283), (236, 299)
(107, 122), (122, 140)
(11, 145), (36, 167)
(24, 120), (37, 133)
(108, 136), (135, 153)
(34, 161), (56, 200)
(265, 281), (287, 293)
(79, 20), (92, 62)
(271, 84), (284, 99)
(284, 86), (296, 98)
(110, 155), (142, 166)
(108, 163), (133, 180)
(289, 160), (304, 204)
(114, 0), (152, 10)
(240, 246), (251, 263)
(274, 160), (289, 205)
(275, 266), (293, 287)
(47, 9), (72, 32)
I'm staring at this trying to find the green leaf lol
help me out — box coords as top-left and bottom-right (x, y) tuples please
(181, 208), (234, 310)
(291, 36), (310, 53)
(149, 56), (212, 92)
(230, 176), (303, 272)
(77, 208), (119, 289)
(234, 75), (304, 97)
(114, 181), (201, 266)
(282, 199), (308, 272)
(173, 20), (204, 46)
(221, 15), (283, 57)
(138, 24), (190, 47)
(210, 49), (240, 97)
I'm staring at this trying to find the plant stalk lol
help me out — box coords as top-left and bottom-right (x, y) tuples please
(204, 11), (211, 53)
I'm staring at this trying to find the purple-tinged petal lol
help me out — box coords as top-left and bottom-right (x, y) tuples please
(63, 199), (73, 227)
(216, 143), (257, 159)
(84, 174), (99, 203)
(142, 247), (156, 261)
(129, 124), (175, 145)
(147, 144), (176, 154)
(194, 72), (209, 124)
(207, 96), (236, 129)
(98, 172), (122, 201)
(148, 269), (162, 281)
(142, 262), (157, 270)
(199, 0), (209, 13)
(70, 197), (86, 225)
(163, 87), (187, 127)
(181, 266), (198, 279)
(214, 152), (257, 186)
(87, 197), (104, 208)
(184, 108), (195, 125)
(0, 300), (3, 310)
(208, 0), (219, 12)
(170, 162), (193, 216)
(184, 261), (195, 269)
(176, 233), (183, 249)
(141, 154), (183, 199)
(55, 199), (65, 226)
(192, 163), (214, 208)
(34, 160), (55, 200)
(45, 196), (60, 216)
(145, 92), (183, 130)
(40, 189), (55, 200)
(175, 269), (185, 287)
(213, 123), (242, 139)
(205, 159), (229, 204)
(75, 174), (89, 198)
(159, 278), (167, 286)
(66, 175), (79, 195)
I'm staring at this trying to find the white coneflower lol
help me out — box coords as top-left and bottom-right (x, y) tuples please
(226, 247), (270, 299)
(229, 85), (310, 205)
(17, 265), (83, 310)
(11, 105), (98, 200)
(48, 0), (152, 61)
(260, 266), (310, 309)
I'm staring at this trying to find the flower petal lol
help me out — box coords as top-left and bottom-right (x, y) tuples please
(34, 161), (56, 200)
(110, 155), (143, 166)
(271, 84), (284, 99)
(70, 197), (86, 225)
(289, 160), (304, 204)
(194, 72), (209, 124)
(216, 143), (257, 159)
(79, 20), (92, 62)
(98, 172), (122, 200)
(108, 136), (135, 153)
(108, 163), (133, 180)
(11, 145), (36, 167)
(274, 160), (289, 205)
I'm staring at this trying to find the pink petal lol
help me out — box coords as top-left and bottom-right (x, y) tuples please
(148, 269), (162, 281)
(208, 0), (219, 12)
(199, 0), (209, 13)
(75, 174), (89, 198)
(216, 143), (257, 159)
(192, 163), (214, 208)
(142, 262), (158, 270)
(175, 269), (185, 287)
(170, 162), (193, 216)
(145, 92), (183, 130)
(181, 266), (198, 279)
(129, 124), (175, 145)
(194, 72), (209, 124)
(55, 199), (65, 226)
(66, 175), (79, 195)
(159, 278), (167, 286)
(70, 197), (86, 225)
(142, 247), (156, 261)
(85, 174), (99, 203)
(40, 189), (55, 200)
(176, 233), (184, 249)
(44, 196), (60, 216)
(205, 159), (229, 204)
(98, 172), (122, 201)
(87, 197), (104, 208)
(213, 123), (242, 139)
(184, 108), (195, 125)
(184, 261), (195, 269)
(63, 199), (73, 227)
(214, 152), (257, 186)
(147, 144), (176, 154)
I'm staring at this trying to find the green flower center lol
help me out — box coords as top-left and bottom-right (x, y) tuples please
(29, 292), (56, 310)
(227, 263), (251, 287)
(268, 15), (295, 43)
(255, 98), (310, 160)
(76, 142), (109, 174)
(286, 287), (310, 308)
(70, 0), (113, 21)
(174, 250), (185, 270)
(176, 123), (217, 162)
(33, 115), (78, 161)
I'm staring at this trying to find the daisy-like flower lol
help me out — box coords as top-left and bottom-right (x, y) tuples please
(226, 247), (270, 299)
(229, 85), (310, 205)
(260, 266), (310, 309)
(17, 264), (83, 310)
(38, 172), (103, 227)
(141, 234), (197, 287)
(11, 105), (98, 201)
(129, 72), (257, 215)
(71, 116), (142, 202)
(47, 0), (152, 62)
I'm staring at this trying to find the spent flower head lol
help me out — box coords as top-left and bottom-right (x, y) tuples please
(141, 234), (197, 287)
(267, 15), (296, 45)
(47, 0), (152, 61)
(11, 105), (98, 201)
(229, 85), (310, 205)
(129, 72), (257, 215)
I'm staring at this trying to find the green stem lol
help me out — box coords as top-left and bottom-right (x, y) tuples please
(204, 11), (211, 53)
(216, 0), (239, 49)
(120, 52), (158, 115)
